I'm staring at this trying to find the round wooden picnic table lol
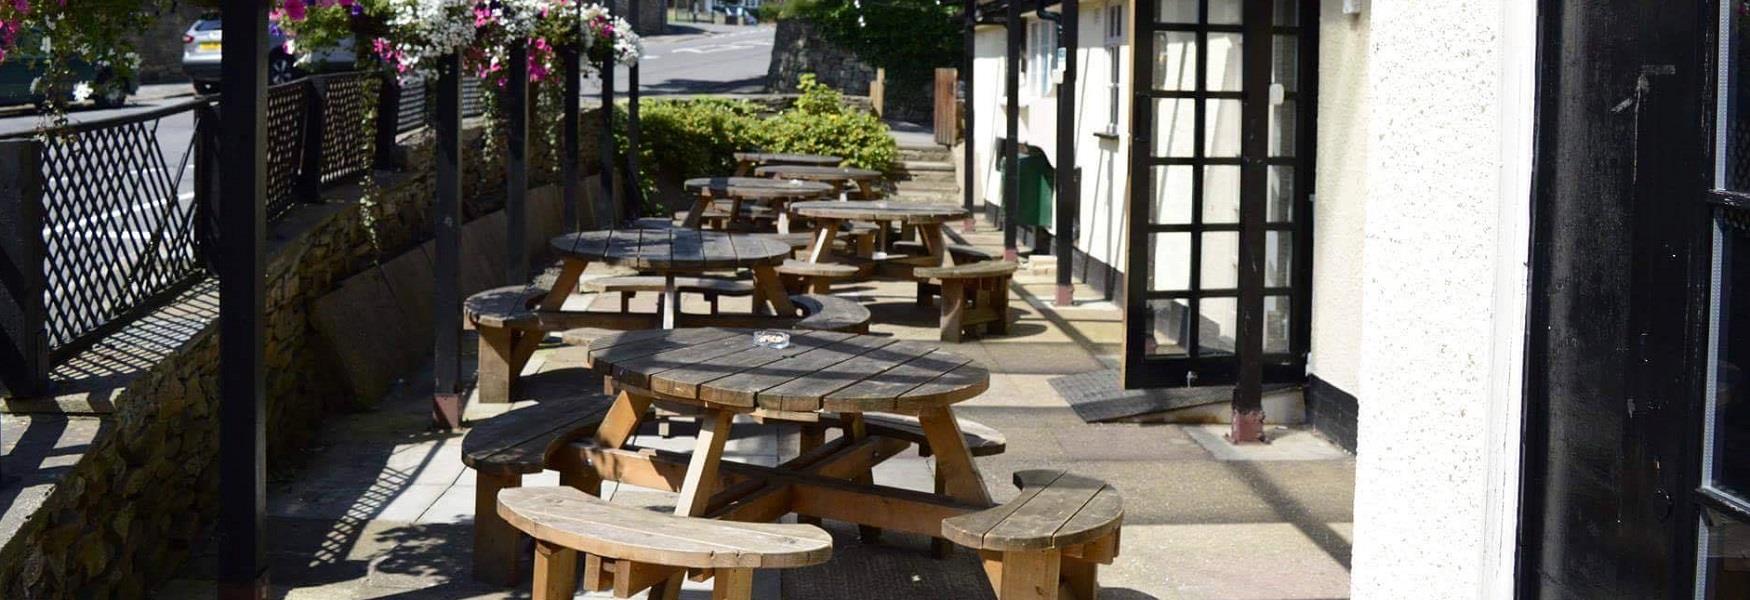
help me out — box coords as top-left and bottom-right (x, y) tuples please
(732, 152), (844, 176)
(578, 327), (995, 522)
(788, 200), (970, 266)
(546, 229), (797, 328)
(681, 177), (836, 232)
(753, 165), (886, 200)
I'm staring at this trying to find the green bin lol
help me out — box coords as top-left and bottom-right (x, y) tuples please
(999, 149), (1054, 228)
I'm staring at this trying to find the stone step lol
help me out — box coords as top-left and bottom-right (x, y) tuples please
(897, 180), (960, 193)
(898, 147), (952, 162)
(893, 171), (958, 185)
(897, 160), (954, 172)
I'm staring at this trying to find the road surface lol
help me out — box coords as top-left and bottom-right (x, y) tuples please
(585, 22), (776, 96)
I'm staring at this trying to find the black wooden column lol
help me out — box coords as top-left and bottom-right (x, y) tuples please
(563, 45), (582, 231)
(432, 54), (463, 430)
(1053, 0), (1077, 306)
(599, 50), (617, 228)
(626, 1), (644, 222)
(217, 0), (268, 594)
(506, 42), (530, 284)
(1229, 0), (1269, 442)
(1002, 0), (1021, 261)
(961, 0), (977, 233)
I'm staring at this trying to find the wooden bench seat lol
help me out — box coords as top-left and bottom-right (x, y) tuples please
(892, 241), (995, 263)
(583, 275), (755, 315)
(915, 261), (1018, 342)
(464, 397), (617, 585)
(775, 259), (861, 294)
(791, 293), (871, 333)
(633, 217), (678, 230)
(816, 413), (1006, 457)
(942, 470), (1124, 600)
(497, 486), (833, 599)
(465, 285), (551, 406)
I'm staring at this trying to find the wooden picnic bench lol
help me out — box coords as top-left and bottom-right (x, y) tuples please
(462, 397), (616, 585)
(497, 486), (833, 599)
(775, 259), (861, 294)
(464, 285), (548, 406)
(916, 261), (1019, 342)
(943, 470), (1124, 600)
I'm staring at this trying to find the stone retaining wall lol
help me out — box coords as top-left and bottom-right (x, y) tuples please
(766, 19), (935, 123)
(0, 111), (580, 596)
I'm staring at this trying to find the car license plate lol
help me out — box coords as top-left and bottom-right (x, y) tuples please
(199, 41), (221, 52)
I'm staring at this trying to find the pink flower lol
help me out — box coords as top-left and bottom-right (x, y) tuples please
(11, 0), (27, 14)
(284, 0), (306, 21)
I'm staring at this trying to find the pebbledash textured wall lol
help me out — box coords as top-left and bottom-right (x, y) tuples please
(1347, 1), (1535, 599)
(0, 111), (578, 596)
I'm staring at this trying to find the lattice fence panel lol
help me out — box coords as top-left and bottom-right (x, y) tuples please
(317, 72), (380, 185)
(266, 81), (307, 218)
(39, 108), (201, 349)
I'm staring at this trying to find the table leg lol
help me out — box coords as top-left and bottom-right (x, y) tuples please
(753, 264), (797, 316)
(662, 274), (679, 329)
(540, 258), (589, 311)
(917, 406), (991, 504)
(805, 218), (841, 264)
(776, 199), (793, 233)
(918, 224), (949, 266)
(841, 413), (883, 542)
(681, 193), (712, 229)
(593, 391), (653, 449)
(655, 409), (736, 600)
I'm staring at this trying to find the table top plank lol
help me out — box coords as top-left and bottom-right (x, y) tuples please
(895, 362), (993, 408)
(685, 177), (836, 200)
(733, 152), (843, 166)
(699, 335), (903, 409)
(587, 328), (743, 371)
(609, 335), (764, 390)
(788, 201), (968, 224)
(754, 165), (883, 181)
(646, 331), (858, 399)
(820, 349), (974, 413)
(759, 341), (941, 412)
(551, 231), (790, 270)
(670, 228), (705, 268)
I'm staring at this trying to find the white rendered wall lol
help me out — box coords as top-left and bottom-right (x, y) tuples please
(1307, 1), (1368, 393)
(1348, 1), (1534, 598)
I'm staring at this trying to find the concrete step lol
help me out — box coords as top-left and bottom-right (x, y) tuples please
(893, 171), (958, 185)
(898, 146), (952, 162)
(897, 180), (960, 192)
(898, 160), (954, 172)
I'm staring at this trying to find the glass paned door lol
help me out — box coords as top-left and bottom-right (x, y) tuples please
(1123, 0), (1312, 389)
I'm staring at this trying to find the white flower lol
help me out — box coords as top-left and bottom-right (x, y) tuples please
(71, 82), (92, 103)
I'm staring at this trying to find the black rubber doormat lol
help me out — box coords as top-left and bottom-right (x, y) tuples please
(1050, 368), (1296, 423)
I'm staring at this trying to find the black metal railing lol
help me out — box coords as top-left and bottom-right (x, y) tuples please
(0, 70), (417, 396)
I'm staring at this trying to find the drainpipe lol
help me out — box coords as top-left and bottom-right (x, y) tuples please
(1037, 0), (1076, 306)
(1003, 0), (1021, 262)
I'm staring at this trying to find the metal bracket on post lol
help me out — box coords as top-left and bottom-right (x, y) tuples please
(0, 140), (49, 400)
(432, 53), (463, 431)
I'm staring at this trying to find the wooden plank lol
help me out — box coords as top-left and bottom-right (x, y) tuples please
(474, 472), (523, 585)
(675, 410), (736, 517)
(532, 541), (579, 600)
(818, 412), (1007, 457)
(496, 486), (834, 569)
(588, 328), (742, 372)
(700, 335), (902, 408)
(894, 362), (993, 412)
(728, 233), (792, 265)
(463, 397), (614, 474)
(759, 341), (936, 412)
(1053, 484), (1125, 550)
(671, 228), (705, 268)
(613, 561), (684, 598)
(940, 471), (1065, 549)
(702, 231), (738, 265)
(822, 349), (975, 413)
(917, 406), (992, 505)
(612, 335), (766, 390)
(713, 568), (755, 600)
(646, 331), (855, 399)
(980, 471), (1117, 551)
(593, 391), (653, 449)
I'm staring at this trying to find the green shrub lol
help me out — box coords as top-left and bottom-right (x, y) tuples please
(750, 75), (898, 170)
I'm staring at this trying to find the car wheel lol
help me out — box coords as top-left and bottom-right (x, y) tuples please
(269, 53), (297, 85)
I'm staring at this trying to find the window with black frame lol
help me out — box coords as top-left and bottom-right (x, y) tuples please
(1698, 3), (1750, 597)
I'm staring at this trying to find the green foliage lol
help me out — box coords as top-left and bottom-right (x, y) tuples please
(756, 74), (896, 170)
(786, 0), (960, 80)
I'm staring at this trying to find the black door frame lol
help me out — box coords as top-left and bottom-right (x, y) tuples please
(1518, 0), (1717, 597)
(1121, 0), (1317, 394)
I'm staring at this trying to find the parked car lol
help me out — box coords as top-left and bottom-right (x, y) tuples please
(182, 14), (355, 95)
(0, 34), (137, 109)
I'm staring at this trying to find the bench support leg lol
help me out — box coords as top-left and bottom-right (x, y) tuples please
(477, 327), (516, 405)
(1060, 556), (1099, 600)
(655, 409), (736, 599)
(532, 540), (579, 600)
(797, 424), (826, 526)
(989, 275), (1012, 335)
(940, 281), (967, 343)
(594, 391), (653, 449)
(997, 549), (1062, 600)
(752, 264), (797, 316)
(712, 568), (754, 600)
(841, 413), (883, 542)
(473, 472), (523, 586)
(917, 406), (992, 504)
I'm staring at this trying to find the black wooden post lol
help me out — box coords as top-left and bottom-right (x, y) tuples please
(0, 140), (48, 403)
(1002, 0), (1021, 261)
(1053, 0), (1077, 306)
(217, 0), (268, 595)
(961, 0), (976, 233)
(1229, 0), (1269, 443)
(563, 45), (582, 231)
(297, 77), (327, 199)
(625, 0), (645, 222)
(599, 50), (617, 228)
(432, 53), (463, 430)
(506, 42), (530, 284)
(374, 72), (402, 169)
